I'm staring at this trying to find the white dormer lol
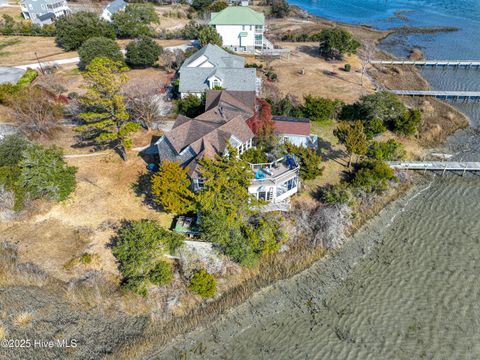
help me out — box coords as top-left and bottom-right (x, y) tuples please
(208, 76), (223, 89)
(187, 55), (215, 68)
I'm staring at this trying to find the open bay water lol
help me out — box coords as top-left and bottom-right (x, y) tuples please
(288, 0), (480, 124)
(155, 2), (480, 358)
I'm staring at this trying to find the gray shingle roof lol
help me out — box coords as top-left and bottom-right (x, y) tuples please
(22, 0), (65, 17)
(179, 44), (256, 94)
(105, 0), (127, 14)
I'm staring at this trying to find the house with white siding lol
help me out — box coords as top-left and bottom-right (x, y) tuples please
(20, 0), (70, 26)
(209, 6), (266, 53)
(101, 0), (128, 22)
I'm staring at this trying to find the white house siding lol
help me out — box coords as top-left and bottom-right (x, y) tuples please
(101, 9), (113, 21)
(215, 24), (257, 52)
(281, 134), (319, 149)
(248, 170), (299, 204)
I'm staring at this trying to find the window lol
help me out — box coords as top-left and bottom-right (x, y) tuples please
(194, 178), (205, 190)
(255, 25), (263, 32)
(242, 25), (245, 30)
(211, 79), (221, 88)
(258, 189), (273, 201)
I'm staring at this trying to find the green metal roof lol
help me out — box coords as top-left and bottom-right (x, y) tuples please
(210, 7), (265, 26)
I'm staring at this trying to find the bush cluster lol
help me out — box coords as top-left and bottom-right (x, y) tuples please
(0, 69), (39, 104)
(176, 93), (205, 118)
(351, 160), (397, 193)
(341, 91), (422, 137)
(79, 37), (123, 68)
(0, 135), (77, 210)
(188, 269), (217, 298)
(55, 12), (115, 51)
(125, 36), (163, 68)
(112, 219), (184, 295)
(317, 184), (353, 206)
(267, 95), (343, 122)
(0, 14), (55, 36)
(318, 28), (361, 60)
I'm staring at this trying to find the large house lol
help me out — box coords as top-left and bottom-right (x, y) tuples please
(209, 6), (266, 53)
(101, 0), (128, 22)
(178, 44), (258, 98)
(156, 90), (300, 204)
(20, 0), (70, 26)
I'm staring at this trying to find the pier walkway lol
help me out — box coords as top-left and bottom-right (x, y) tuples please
(388, 90), (480, 101)
(389, 161), (480, 175)
(371, 60), (480, 68)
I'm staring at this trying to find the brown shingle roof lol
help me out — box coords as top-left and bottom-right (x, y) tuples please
(161, 90), (256, 177)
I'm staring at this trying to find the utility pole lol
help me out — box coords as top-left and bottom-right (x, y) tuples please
(35, 51), (45, 75)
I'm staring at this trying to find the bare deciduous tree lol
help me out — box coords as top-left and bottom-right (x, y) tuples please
(289, 201), (352, 249)
(122, 78), (171, 129)
(8, 87), (63, 138)
(34, 73), (67, 96)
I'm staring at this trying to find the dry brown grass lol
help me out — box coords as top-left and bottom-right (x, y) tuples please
(0, 5), (23, 20)
(13, 312), (34, 328)
(153, 4), (191, 32)
(0, 148), (173, 282)
(0, 36), (77, 66)
(261, 42), (374, 103)
(0, 325), (6, 340)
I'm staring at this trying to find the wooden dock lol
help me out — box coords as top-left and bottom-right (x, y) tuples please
(389, 161), (480, 175)
(371, 60), (480, 68)
(388, 90), (480, 101)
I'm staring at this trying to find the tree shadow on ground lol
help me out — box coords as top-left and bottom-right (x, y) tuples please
(131, 170), (164, 212)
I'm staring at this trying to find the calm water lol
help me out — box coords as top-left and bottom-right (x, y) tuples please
(159, 176), (480, 359)
(288, 0), (480, 124)
(156, 1), (480, 358)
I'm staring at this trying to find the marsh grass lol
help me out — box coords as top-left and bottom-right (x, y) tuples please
(13, 312), (33, 328)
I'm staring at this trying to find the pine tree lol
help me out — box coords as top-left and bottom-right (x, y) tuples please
(197, 145), (253, 222)
(77, 57), (140, 160)
(151, 160), (196, 214)
(334, 120), (368, 167)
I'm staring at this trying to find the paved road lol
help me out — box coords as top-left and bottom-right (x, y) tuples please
(0, 67), (25, 84)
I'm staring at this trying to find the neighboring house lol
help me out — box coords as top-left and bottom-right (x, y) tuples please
(178, 44), (257, 98)
(272, 116), (319, 149)
(209, 6), (265, 53)
(20, 0), (70, 26)
(101, 0), (128, 22)
(156, 90), (300, 204)
(229, 0), (249, 6)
